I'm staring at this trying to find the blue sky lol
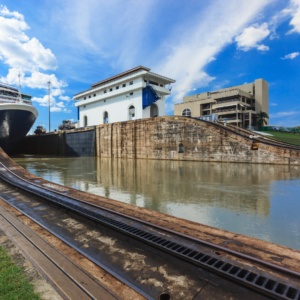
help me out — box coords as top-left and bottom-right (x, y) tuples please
(0, 0), (300, 130)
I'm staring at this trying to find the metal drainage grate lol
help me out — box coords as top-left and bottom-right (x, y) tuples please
(1, 170), (300, 300)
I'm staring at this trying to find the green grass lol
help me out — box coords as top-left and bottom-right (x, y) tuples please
(0, 246), (40, 300)
(260, 131), (300, 146)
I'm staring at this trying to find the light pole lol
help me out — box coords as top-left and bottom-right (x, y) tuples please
(47, 81), (51, 132)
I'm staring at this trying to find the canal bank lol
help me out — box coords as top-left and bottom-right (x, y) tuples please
(17, 116), (300, 165)
(2, 148), (300, 300)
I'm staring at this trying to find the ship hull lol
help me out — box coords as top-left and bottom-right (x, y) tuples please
(0, 104), (38, 154)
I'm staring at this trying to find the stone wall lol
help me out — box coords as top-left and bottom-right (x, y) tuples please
(95, 116), (300, 165)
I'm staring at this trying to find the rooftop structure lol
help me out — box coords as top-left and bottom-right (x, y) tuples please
(174, 79), (269, 128)
(73, 66), (175, 127)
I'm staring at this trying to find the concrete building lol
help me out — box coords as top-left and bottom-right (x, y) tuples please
(174, 79), (269, 127)
(73, 66), (175, 127)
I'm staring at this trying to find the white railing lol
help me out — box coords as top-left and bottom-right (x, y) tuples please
(0, 97), (33, 106)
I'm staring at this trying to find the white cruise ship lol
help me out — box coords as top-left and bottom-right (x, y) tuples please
(0, 82), (38, 153)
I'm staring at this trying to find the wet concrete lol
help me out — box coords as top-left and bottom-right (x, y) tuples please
(0, 178), (273, 300)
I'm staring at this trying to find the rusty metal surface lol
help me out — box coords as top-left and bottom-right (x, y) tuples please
(0, 204), (119, 300)
(0, 179), (275, 300)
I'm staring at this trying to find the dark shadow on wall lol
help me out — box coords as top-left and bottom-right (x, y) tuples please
(66, 130), (95, 157)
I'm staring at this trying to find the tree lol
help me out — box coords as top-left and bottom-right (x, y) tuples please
(256, 111), (269, 127)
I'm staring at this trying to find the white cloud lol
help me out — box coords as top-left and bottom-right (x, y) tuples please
(50, 106), (62, 112)
(287, 0), (300, 34)
(1, 68), (66, 90)
(56, 101), (65, 108)
(154, 1), (273, 103)
(0, 5), (24, 21)
(235, 23), (270, 51)
(270, 110), (300, 118)
(32, 94), (55, 107)
(0, 6), (57, 72)
(0, 6), (71, 111)
(281, 52), (299, 59)
(59, 95), (71, 101)
(270, 103), (277, 106)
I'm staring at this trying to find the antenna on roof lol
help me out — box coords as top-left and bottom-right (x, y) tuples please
(18, 71), (23, 103)
(18, 71), (21, 93)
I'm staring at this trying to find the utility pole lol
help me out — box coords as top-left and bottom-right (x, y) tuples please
(47, 81), (51, 132)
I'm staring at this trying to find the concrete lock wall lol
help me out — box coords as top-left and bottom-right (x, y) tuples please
(18, 128), (95, 157)
(95, 116), (300, 165)
(16, 132), (66, 156)
(17, 117), (300, 164)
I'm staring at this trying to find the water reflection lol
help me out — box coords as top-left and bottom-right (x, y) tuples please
(13, 156), (300, 250)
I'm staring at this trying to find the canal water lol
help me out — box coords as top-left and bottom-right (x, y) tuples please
(13, 156), (300, 250)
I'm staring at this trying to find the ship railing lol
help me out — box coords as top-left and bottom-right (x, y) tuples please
(0, 99), (33, 106)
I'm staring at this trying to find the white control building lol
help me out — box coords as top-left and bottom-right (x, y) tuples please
(73, 66), (175, 127)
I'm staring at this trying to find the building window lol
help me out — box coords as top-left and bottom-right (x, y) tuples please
(93, 94), (96, 97)
(160, 84), (163, 87)
(123, 84), (126, 87)
(144, 80), (147, 83)
(116, 86), (119, 89)
(103, 111), (108, 124)
(129, 105), (135, 120)
(130, 92), (133, 95)
(89, 95), (91, 98)
(129, 81), (133, 85)
(84, 97), (86, 100)
(104, 90), (107, 93)
(110, 88), (112, 91)
(84, 116), (88, 127)
(178, 144), (184, 153)
(149, 81), (158, 86)
(182, 108), (192, 117)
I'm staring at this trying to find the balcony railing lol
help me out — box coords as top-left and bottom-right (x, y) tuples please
(216, 98), (239, 104)
(222, 117), (240, 121)
(214, 108), (236, 113)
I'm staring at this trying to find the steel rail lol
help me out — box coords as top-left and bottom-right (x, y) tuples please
(1, 161), (300, 280)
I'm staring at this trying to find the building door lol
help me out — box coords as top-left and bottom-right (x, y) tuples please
(150, 103), (158, 117)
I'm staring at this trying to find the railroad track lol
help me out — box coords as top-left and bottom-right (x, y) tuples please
(0, 156), (300, 299)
